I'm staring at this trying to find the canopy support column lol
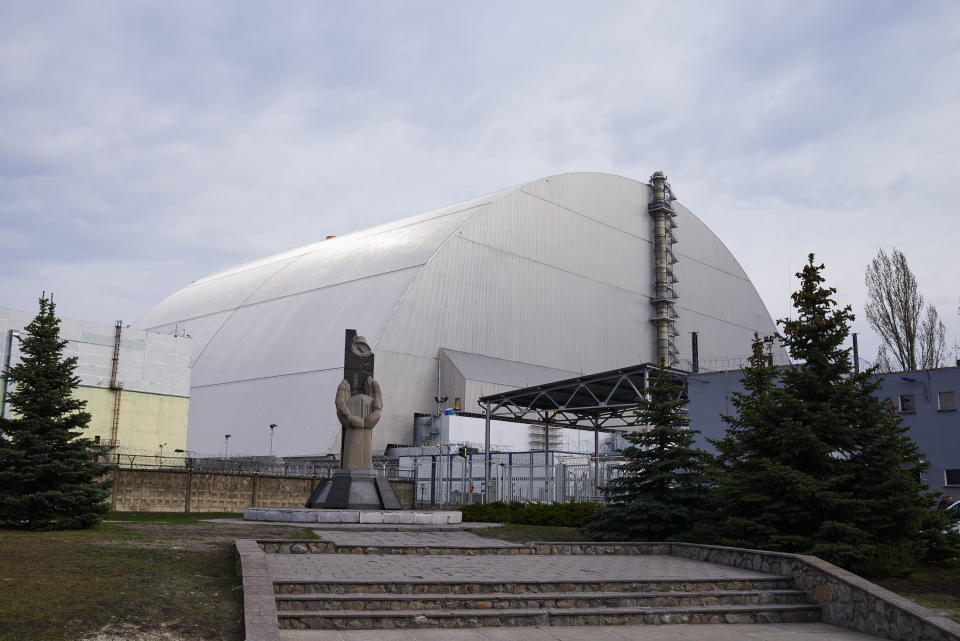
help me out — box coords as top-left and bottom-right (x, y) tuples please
(483, 400), (491, 504)
(594, 419), (600, 495)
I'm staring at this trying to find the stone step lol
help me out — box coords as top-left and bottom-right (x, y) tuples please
(273, 577), (796, 596)
(275, 589), (809, 612)
(276, 603), (823, 630)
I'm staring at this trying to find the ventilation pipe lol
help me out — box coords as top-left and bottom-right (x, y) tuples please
(691, 332), (699, 373)
(648, 171), (679, 367)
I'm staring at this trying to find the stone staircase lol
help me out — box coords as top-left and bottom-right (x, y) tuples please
(273, 575), (821, 630)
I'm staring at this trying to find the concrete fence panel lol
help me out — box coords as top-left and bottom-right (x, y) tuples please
(109, 468), (414, 512)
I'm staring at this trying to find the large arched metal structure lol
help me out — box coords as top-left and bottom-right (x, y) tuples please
(135, 172), (784, 457)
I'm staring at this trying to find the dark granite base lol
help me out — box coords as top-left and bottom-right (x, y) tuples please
(305, 470), (403, 510)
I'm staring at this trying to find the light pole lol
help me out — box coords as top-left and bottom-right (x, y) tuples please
(158, 442), (167, 464)
(269, 423), (277, 457)
(175, 448), (192, 471)
(224, 434), (231, 458)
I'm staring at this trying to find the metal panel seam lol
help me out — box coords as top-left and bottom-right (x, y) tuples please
(674, 251), (754, 282)
(517, 188), (653, 242)
(446, 233), (654, 298)
(370, 198), (511, 350)
(188, 254), (307, 366)
(139, 265), (423, 330)
(670, 201), (780, 326)
(674, 304), (777, 331)
(191, 200), (508, 287)
(190, 366), (342, 389)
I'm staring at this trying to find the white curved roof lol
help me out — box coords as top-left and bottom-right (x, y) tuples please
(136, 172), (781, 457)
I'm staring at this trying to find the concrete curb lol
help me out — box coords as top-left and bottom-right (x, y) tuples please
(236, 539), (280, 641)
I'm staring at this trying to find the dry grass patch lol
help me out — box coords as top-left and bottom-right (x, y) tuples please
(0, 514), (316, 641)
(875, 566), (960, 623)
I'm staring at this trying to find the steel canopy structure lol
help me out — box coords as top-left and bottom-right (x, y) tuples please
(478, 362), (689, 500)
(478, 362), (688, 429)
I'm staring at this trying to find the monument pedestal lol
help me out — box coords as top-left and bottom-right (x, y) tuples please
(243, 507), (462, 524)
(305, 469), (403, 510)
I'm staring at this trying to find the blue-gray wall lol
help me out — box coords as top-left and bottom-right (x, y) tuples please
(686, 366), (960, 499)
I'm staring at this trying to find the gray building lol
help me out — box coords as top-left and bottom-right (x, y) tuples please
(686, 365), (960, 498)
(1, 307), (192, 454)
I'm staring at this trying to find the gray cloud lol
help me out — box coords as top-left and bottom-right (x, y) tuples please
(1, 0), (958, 363)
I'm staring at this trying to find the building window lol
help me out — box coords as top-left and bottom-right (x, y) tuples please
(939, 391), (957, 411)
(946, 469), (960, 486)
(899, 394), (916, 413)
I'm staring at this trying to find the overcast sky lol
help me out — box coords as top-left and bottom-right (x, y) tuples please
(2, 1), (958, 366)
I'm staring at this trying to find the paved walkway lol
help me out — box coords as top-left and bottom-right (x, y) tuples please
(313, 528), (523, 548)
(277, 622), (888, 640)
(268, 551), (775, 583)
(254, 524), (890, 641)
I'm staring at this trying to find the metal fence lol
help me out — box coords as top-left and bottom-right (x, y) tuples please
(95, 450), (625, 505)
(95, 452), (342, 479)
(395, 452), (625, 508)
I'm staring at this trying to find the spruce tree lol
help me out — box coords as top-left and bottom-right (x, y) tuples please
(585, 363), (708, 541)
(709, 255), (946, 573)
(845, 376), (950, 571)
(767, 254), (868, 564)
(0, 294), (110, 530)
(704, 335), (789, 547)
(710, 258), (869, 562)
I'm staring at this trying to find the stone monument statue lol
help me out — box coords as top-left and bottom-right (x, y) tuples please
(336, 376), (381, 469)
(336, 332), (382, 469)
(304, 329), (402, 510)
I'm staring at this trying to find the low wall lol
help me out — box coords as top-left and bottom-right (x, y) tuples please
(247, 539), (960, 641)
(110, 468), (414, 512)
(669, 543), (960, 641)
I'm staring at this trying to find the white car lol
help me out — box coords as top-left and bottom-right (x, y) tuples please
(944, 500), (960, 532)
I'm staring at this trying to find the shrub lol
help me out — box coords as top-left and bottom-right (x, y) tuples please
(460, 501), (597, 528)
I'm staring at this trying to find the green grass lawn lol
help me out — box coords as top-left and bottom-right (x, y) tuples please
(0, 513), (316, 641)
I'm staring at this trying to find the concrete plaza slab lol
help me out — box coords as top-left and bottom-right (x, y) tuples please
(277, 621), (889, 640)
(240, 526), (958, 641)
(266, 550), (778, 584)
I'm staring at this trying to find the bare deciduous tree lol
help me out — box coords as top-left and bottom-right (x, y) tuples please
(874, 345), (895, 373)
(919, 305), (946, 369)
(864, 248), (944, 371)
